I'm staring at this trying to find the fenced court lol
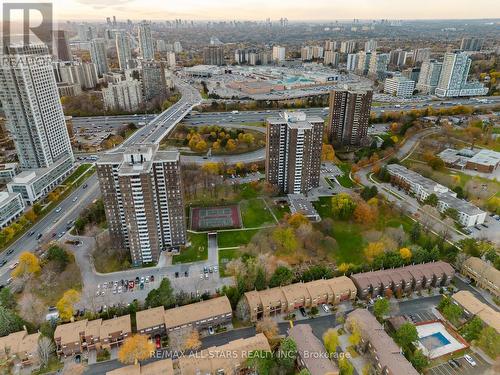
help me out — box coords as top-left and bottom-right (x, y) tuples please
(190, 205), (242, 230)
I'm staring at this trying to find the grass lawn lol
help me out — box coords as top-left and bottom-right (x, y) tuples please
(313, 196), (334, 219)
(268, 199), (290, 220)
(240, 198), (275, 227)
(218, 248), (241, 277)
(173, 232), (208, 264)
(62, 163), (92, 185)
(329, 221), (366, 264)
(337, 163), (354, 188)
(217, 229), (259, 248)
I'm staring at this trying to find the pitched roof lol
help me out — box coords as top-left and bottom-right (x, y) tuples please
(347, 309), (419, 375)
(463, 257), (500, 289)
(288, 324), (339, 375)
(452, 291), (500, 333)
(136, 306), (165, 331)
(163, 296), (232, 329)
(100, 315), (131, 338)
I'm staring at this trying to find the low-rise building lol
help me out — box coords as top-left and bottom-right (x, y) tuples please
(437, 148), (500, 173)
(346, 309), (419, 375)
(451, 291), (500, 334)
(0, 163), (19, 184)
(350, 261), (455, 299)
(177, 333), (270, 375)
(288, 324), (339, 375)
(7, 155), (74, 205)
(386, 164), (486, 227)
(288, 194), (321, 222)
(0, 328), (41, 369)
(106, 359), (174, 375)
(54, 315), (131, 358)
(461, 257), (500, 297)
(384, 75), (415, 98)
(244, 276), (356, 322)
(0, 191), (25, 228)
(164, 296), (232, 334)
(136, 306), (166, 337)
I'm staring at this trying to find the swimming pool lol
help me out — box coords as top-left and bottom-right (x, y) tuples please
(420, 332), (451, 351)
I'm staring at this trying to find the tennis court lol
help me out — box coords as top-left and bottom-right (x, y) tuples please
(190, 205), (242, 230)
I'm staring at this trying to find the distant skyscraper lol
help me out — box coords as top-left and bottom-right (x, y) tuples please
(0, 45), (74, 170)
(346, 53), (359, 71)
(141, 61), (167, 101)
(266, 112), (323, 194)
(115, 32), (133, 71)
(460, 38), (483, 52)
(173, 41), (183, 53)
(156, 40), (167, 52)
(138, 21), (154, 60)
(102, 80), (143, 111)
(203, 45), (224, 66)
(272, 46), (286, 62)
(166, 52), (176, 69)
(324, 40), (335, 51)
(301, 46), (312, 61)
(435, 52), (487, 97)
(53, 30), (71, 61)
(340, 40), (357, 54)
(327, 89), (373, 147)
(324, 51), (340, 67)
(412, 48), (431, 64)
(417, 59), (443, 94)
(96, 144), (186, 266)
(90, 38), (109, 76)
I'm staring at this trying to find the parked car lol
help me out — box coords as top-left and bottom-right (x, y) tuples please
(448, 360), (458, 369)
(299, 307), (307, 317)
(464, 355), (476, 366)
(184, 271), (188, 277)
(322, 304), (330, 313)
(150, 275), (154, 282)
(208, 326), (214, 335)
(452, 359), (461, 368)
(155, 335), (161, 349)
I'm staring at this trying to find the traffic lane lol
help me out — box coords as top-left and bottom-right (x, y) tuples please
(0, 175), (100, 283)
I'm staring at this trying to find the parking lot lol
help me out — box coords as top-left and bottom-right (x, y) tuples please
(427, 352), (490, 375)
(406, 310), (437, 323)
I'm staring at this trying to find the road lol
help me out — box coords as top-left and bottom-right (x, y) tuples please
(0, 173), (100, 285)
(0, 79), (202, 284)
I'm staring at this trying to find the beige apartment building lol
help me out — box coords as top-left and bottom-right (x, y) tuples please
(0, 328), (41, 370)
(244, 276), (356, 322)
(461, 257), (500, 297)
(96, 144), (186, 266)
(265, 112), (323, 194)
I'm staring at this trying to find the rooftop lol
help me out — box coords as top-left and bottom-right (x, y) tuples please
(163, 296), (232, 329)
(452, 291), (500, 333)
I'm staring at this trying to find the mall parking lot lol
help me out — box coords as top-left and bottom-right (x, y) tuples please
(427, 352), (490, 375)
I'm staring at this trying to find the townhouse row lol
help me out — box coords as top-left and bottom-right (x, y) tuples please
(0, 328), (41, 370)
(452, 291), (500, 334)
(106, 333), (271, 375)
(244, 276), (357, 322)
(346, 309), (419, 375)
(350, 261), (455, 299)
(461, 257), (500, 297)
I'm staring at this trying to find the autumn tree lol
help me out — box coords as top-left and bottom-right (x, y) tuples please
(24, 209), (37, 223)
(56, 289), (80, 321)
(11, 252), (41, 278)
(256, 318), (279, 341)
(201, 162), (220, 175)
(331, 193), (356, 220)
(272, 227), (298, 255)
(348, 320), (361, 347)
(184, 329), (202, 350)
(364, 242), (385, 263)
(321, 144), (335, 161)
(287, 213), (309, 228)
(118, 334), (154, 364)
(339, 357), (354, 375)
(353, 200), (377, 224)
(323, 328), (339, 355)
(399, 247), (412, 261)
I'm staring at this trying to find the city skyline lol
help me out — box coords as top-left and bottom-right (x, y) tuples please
(2, 0), (499, 21)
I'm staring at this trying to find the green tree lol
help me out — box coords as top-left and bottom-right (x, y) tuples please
(444, 207), (459, 221)
(0, 306), (24, 336)
(298, 369), (312, 375)
(331, 193), (356, 220)
(145, 278), (175, 308)
(254, 267), (267, 291)
(272, 227), (298, 255)
(394, 322), (418, 351)
(373, 298), (390, 320)
(477, 326), (500, 358)
(46, 245), (70, 269)
(339, 357), (354, 375)
(323, 328), (339, 355)
(423, 193), (438, 207)
(460, 316), (483, 342)
(442, 303), (463, 325)
(246, 350), (275, 375)
(410, 222), (421, 243)
(269, 266), (294, 288)
(0, 287), (16, 310)
(410, 349), (429, 372)
(276, 337), (297, 371)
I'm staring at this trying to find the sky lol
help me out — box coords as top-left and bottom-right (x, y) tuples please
(2, 0), (500, 21)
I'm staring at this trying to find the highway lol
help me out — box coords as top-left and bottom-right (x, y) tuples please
(0, 79), (202, 284)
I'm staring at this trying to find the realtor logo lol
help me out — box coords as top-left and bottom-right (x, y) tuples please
(2, 3), (53, 51)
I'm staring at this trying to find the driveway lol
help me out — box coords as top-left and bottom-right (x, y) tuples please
(68, 235), (234, 311)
